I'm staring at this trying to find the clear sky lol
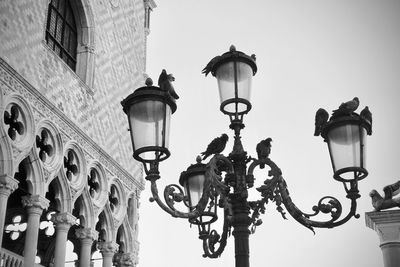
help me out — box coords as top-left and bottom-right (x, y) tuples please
(139, 1), (400, 267)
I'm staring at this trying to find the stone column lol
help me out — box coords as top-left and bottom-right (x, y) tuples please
(97, 241), (119, 267)
(113, 252), (135, 267)
(0, 175), (18, 246)
(366, 210), (400, 267)
(75, 228), (98, 267)
(22, 195), (50, 267)
(51, 212), (76, 267)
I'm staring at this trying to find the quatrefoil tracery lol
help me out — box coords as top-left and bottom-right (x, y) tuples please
(36, 129), (54, 162)
(64, 150), (79, 182)
(88, 169), (100, 199)
(4, 105), (25, 141)
(109, 185), (120, 213)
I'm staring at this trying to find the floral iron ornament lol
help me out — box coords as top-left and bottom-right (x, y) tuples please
(121, 47), (373, 267)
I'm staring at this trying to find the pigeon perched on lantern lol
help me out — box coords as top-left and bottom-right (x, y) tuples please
(314, 108), (329, 136)
(201, 134), (229, 160)
(158, 69), (179, 100)
(332, 97), (359, 116)
(256, 138), (272, 169)
(360, 106), (372, 127)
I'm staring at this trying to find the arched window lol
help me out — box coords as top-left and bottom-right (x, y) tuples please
(45, 0), (78, 71)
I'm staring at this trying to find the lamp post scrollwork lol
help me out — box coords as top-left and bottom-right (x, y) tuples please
(121, 46), (372, 267)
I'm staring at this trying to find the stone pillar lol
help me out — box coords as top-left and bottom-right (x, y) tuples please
(75, 228), (98, 267)
(97, 241), (119, 267)
(366, 210), (400, 267)
(22, 195), (50, 267)
(0, 175), (18, 246)
(51, 212), (76, 267)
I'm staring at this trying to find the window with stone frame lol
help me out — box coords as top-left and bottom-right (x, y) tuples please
(45, 0), (78, 71)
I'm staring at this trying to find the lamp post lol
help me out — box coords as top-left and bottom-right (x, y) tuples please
(121, 46), (372, 267)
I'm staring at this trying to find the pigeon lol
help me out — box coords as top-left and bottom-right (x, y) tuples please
(158, 69), (179, 99)
(314, 108), (329, 136)
(370, 189), (400, 211)
(256, 138), (272, 169)
(360, 106), (372, 125)
(332, 97), (359, 116)
(201, 55), (221, 77)
(201, 134), (229, 160)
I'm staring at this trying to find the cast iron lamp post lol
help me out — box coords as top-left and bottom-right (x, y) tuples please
(121, 45), (372, 267)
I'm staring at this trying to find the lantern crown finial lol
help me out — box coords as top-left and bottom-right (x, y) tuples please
(145, 77), (153, 86)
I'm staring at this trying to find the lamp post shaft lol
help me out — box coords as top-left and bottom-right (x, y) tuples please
(230, 125), (251, 267)
(232, 194), (251, 267)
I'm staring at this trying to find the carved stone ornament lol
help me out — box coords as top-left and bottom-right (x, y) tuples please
(97, 241), (119, 254)
(370, 180), (400, 211)
(21, 195), (50, 210)
(0, 59), (144, 193)
(75, 227), (99, 241)
(0, 175), (19, 195)
(113, 252), (134, 267)
(51, 212), (76, 226)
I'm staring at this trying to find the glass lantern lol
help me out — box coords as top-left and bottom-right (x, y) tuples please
(208, 45), (257, 117)
(322, 113), (372, 182)
(179, 158), (207, 208)
(179, 157), (218, 226)
(121, 82), (177, 163)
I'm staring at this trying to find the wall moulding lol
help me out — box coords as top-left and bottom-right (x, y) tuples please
(0, 57), (144, 192)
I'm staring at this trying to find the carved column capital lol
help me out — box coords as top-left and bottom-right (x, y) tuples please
(113, 252), (135, 267)
(22, 195), (49, 214)
(366, 210), (400, 267)
(51, 212), (76, 230)
(75, 227), (98, 241)
(98, 241), (119, 254)
(0, 175), (19, 196)
(366, 210), (400, 245)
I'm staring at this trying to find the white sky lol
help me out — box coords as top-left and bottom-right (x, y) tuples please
(139, 1), (400, 267)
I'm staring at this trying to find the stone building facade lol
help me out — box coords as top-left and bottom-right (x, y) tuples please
(0, 0), (155, 266)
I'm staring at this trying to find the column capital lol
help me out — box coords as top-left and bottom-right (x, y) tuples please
(366, 210), (400, 245)
(22, 195), (49, 214)
(75, 227), (98, 241)
(113, 252), (135, 267)
(51, 212), (76, 228)
(0, 174), (19, 195)
(98, 241), (119, 254)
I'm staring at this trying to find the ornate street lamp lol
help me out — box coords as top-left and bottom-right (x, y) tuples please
(121, 79), (177, 174)
(121, 46), (372, 267)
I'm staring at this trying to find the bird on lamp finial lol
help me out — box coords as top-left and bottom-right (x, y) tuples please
(360, 106), (372, 125)
(201, 134), (229, 160)
(202, 55), (221, 76)
(332, 97), (359, 116)
(314, 108), (329, 136)
(158, 69), (179, 99)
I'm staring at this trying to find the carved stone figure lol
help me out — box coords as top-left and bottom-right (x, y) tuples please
(370, 180), (400, 211)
